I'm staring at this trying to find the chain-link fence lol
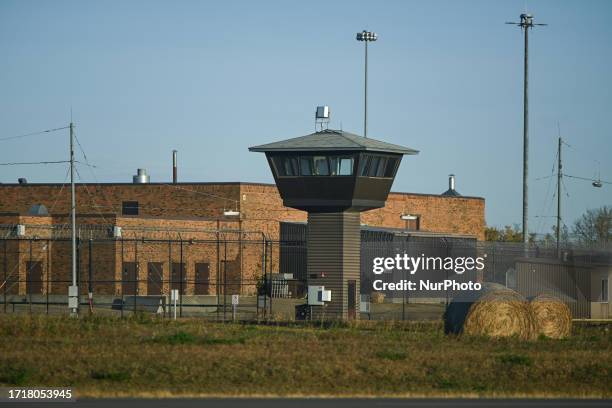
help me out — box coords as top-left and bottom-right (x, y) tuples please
(1, 223), (610, 321)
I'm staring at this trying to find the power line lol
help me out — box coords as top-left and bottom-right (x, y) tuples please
(71, 128), (126, 224)
(0, 126), (69, 142)
(0, 160), (70, 166)
(564, 173), (611, 185)
(49, 165), (71, 213)
(534, 148), (558, 235)
(71, 156), (238, 208)
(74, 165), (114, 226)
(159, 183), (239, 207)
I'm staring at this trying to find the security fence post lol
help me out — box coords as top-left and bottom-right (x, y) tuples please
(46, 239), (50, 314)
(3, 240), (6, 313)
(88, 239), (93, 314)
(179, 237), (183, 318)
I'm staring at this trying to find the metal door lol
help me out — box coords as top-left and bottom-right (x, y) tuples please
(26, 261), (43, 295)
(122, 262), (137, 295)
(195, 263), (210, 295)
(171, 263), (186, 294)
(147, 262), (163, 295)
(348, 280), (356, 320)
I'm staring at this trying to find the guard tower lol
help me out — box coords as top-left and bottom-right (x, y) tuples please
(249, 127), (418, 320)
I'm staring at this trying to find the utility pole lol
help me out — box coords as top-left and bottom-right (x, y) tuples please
(69, 122), (79, 317)
(556, 136), (562, 257)
(506, 14), (547, 244)
(356, 30), (377, 138)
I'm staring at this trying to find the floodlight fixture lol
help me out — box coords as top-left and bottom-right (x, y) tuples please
(356, 30), (378, 41)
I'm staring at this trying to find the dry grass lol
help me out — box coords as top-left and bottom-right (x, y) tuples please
(0, 314), (610, 398)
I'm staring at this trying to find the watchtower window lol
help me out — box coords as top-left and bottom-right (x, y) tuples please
(338, 157), (354, 175)
(314, 156), (329, 175)
(358, 154), (400, 178)
(272, 154), (355, 177)
(300, 157), (313, 175)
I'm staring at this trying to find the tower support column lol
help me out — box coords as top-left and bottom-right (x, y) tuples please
(307, 212), (361, 320)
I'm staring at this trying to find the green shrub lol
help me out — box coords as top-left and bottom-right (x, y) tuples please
(151, 331), (197, 345)
(0, 365), (31, 385)
(90, 369), (131, 382)
(498, 354), (533, 366)
(375, 350), (408, 361)
(201, 337), (246, 345)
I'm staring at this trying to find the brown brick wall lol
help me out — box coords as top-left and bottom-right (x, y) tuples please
(0, 183), (241, 219)
(0, 182), (484, 296)
(0, 182), (484, 240)
(238, 183), (485, 240)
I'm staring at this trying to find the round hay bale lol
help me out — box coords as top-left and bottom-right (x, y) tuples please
(371, 292), (386, 304)
(530, 294), (572, 339)
(444, 283), (537, 340)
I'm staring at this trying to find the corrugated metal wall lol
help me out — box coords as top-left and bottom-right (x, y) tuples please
(516, 260), (592, 318)
(306, 213), (360, 320)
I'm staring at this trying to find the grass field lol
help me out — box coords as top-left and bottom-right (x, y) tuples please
(0, 314), (610, 398)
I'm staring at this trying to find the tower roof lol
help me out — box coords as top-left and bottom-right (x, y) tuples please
(249, 129), (418, 155)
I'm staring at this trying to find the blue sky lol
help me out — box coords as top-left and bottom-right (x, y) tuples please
(1, 0), (610, 234)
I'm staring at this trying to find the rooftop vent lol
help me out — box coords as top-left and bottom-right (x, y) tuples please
(133, 168), (150, 184)
(441, 174), (461, 197)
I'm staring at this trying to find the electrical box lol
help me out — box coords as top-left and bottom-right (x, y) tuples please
(16, 224), (25, 237)
(308, 285), (331, 305)
(112, 226), (122, 238)
(320, 289), (331, 302)
(68, 285), (79, 309)
(170, 289), (179, 302)
(360, 294), (370, 313)
(308, 285), (324, 306)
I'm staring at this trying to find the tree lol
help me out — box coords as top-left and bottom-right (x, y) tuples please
(572, 206), (611, 245)
(550, 224), (570, 245)
(485, 224), (535, 243)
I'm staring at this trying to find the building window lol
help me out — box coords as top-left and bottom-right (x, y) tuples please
(602, 279), (609, 303)
(122, 201), (139, 216)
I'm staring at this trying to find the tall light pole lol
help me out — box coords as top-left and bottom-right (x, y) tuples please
(506, 14), (546, 244)
(356, 30), (377, 138)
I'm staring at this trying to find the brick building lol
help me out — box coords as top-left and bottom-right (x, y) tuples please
(0, 181), (485, 238)
(0, 181), (485, 297)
